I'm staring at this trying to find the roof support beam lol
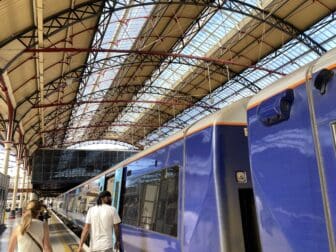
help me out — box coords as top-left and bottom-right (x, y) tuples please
(1, 0), (328, 71)
(225, 0), (327, 56)
(0, 74), (15, 175)
(41, 121), (180, 134)
(25, 47), (283, 75)
(33, 0), (45, 144)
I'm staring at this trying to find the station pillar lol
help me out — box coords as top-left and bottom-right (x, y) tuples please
(24, 174), (30, 208)
(17, 169), (26, 216)
(9, 160), (21, 219)
(2, 142), (11, 175)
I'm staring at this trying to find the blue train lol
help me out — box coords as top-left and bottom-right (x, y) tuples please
(55, 97), (257, 251)
(55, 47), (336, 252)
(248, 48), (336, 251)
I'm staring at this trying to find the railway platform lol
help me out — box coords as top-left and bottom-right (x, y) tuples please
(0, 211), (88, 252)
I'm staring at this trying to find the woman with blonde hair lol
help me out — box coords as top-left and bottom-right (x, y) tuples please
(8, 200), (53, 252)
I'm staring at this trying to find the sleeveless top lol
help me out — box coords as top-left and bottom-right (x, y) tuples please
(17, 219), (44, 252)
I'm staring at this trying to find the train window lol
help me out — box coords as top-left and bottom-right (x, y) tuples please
(154, 166), (178, 236)
(122, 176), (141, 226)
(122, 166), (179, 236)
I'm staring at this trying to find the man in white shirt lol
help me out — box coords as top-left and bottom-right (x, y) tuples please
(78, 191), (121, 252)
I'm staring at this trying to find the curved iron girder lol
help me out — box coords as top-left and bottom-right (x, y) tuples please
(75, 0), (216, 97)
(65, 55), (223, 125)
(225, 0), (326, 56)
(51, 103), (187, 129)
(67, 139), (138, 149)
(65, 0), (213, 144)
(53, 2), (213, 145)
(15, 67), (85, 127)
(138, 13), (334, 146)
(17, 53), (223, 140)
(5, 0), (327, 147)
(85, 131), (144, 148)
(70, 0), (223, 144)
(16, 66), (85, 109)
(17, 72), (209, 125)
(101, 0), (327, 56)
(65, 0), (326, 146)
(2, 2), (291, 109)
(60, 83), (205, 107)
(2, 1), (105, 71)
(39, 131), (144, 149)
(25, 102), (187, 144)
(2, 0), (326, 72)
(78, 53), (228, 84)
(59, 0), (119, 146)
(17, 96), (211, 147)
(42, 121), (181, 134)
(124, 125), (173, 147)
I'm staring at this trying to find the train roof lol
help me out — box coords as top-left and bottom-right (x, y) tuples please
(248, 47), (336, 110)
(61, 97), (249, 194)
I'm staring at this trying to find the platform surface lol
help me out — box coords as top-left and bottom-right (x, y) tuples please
(0, 212), (88, 252)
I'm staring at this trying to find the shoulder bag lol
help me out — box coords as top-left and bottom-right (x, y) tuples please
(26, 231), (43, 252)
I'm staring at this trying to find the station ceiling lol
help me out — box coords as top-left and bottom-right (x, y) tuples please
(0, 0), (336, 168)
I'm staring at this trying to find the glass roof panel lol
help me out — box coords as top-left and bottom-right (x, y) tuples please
(143, 12), (336, 145)
(66, 3), (154, 142)
(115, 7), (252, 134)
(61, 2), (336, 149)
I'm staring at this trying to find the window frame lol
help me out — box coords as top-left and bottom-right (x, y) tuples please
(121, 165), (179, 237)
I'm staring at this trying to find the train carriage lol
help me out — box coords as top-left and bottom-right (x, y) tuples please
(55, 97), (260, 252)
(247, 48), (336, 251)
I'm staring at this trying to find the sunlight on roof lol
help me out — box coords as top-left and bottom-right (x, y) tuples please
(66, 3), (154, 142)
(115, 5), (251, 135)
(67, 140), (138, 151)
(142, 13), (336, 146)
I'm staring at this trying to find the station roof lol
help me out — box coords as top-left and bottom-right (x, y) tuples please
(0, 0), (336, 167)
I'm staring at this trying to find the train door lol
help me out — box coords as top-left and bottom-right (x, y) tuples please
(308, 67), (336, 248)
(105, 174), (115, 195)
(104, 168), (125, 210)
(105, 168), (125, 246)
(112, 167), (124, 211)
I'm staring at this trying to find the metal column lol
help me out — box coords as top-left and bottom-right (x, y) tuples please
(17, 169), (26, 216)
(24, 174), (30, 208)
(9, 160), (21, 219)
(2, 142), (11, 175)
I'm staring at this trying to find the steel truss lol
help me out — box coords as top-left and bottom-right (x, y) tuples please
(25, 103), (187, 147)
(141, 11), (336, 146)
(66, 0), (327, 146)
(1, 0), (330, 149)
(17, 77), (212, 125)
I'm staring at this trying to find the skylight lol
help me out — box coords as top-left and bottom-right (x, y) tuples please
(65, 2), (154, 142)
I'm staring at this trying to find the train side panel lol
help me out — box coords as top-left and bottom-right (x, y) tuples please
(215, 125), (260, 252)
(55, 98), (252, 252)
(310, 66), (336, 242)
(183, 126), (220, 252)
(248, 83), (329, 251)
(183, 124), (258, 252)
(121, 139), (183, 252)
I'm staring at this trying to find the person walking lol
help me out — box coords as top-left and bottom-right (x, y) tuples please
(7, 200), (53, 252)
(78, 190), (121, 252)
